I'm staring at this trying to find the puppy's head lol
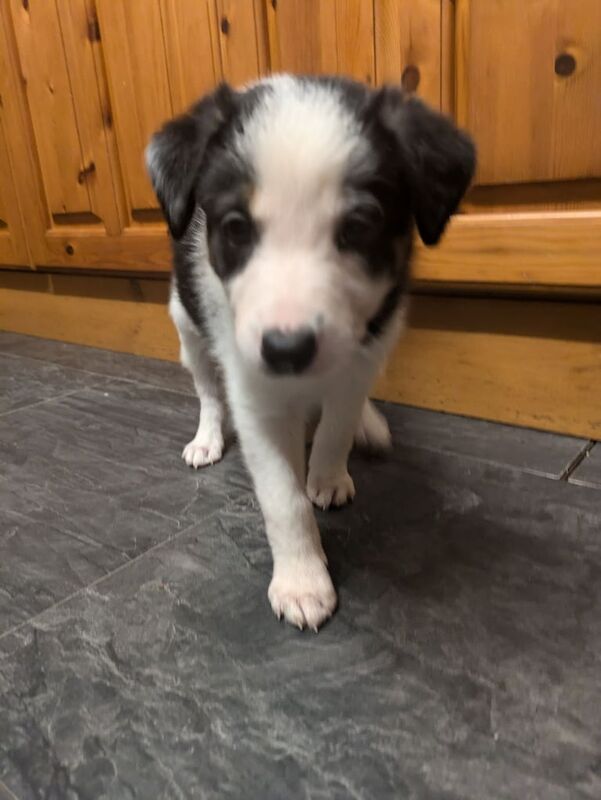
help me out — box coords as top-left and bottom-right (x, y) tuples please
(147, 76), (475, 376)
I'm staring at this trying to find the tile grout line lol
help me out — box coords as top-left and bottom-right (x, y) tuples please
(0, 778), (21, 800)
(396, 440), (577, 483)
(0, 507), (228, 645)
(0, 388), (90, 419)
(0, 348), (197, 400)
(558, 441), (595, 482)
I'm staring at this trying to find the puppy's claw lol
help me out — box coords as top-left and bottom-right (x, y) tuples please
(268, 556), (337, 632)
(307, 470), (355, 510)
(182, 431), (224, 469)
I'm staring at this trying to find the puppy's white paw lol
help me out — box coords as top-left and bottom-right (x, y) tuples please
(181, 429), (224, 468)
(307, 470), (355, 510)
(354, 400), (392, 452)
(268, 556), (337, 631)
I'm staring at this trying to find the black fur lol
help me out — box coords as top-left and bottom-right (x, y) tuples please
(374, 88), (476, 245)
(147, 84), (237, 239)
(148, 76), (475, 342)
(147, 83), (269, 240)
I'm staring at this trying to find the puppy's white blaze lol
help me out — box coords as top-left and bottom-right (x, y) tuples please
(229, 82), (387, 366)
(242, 83), (368, 222)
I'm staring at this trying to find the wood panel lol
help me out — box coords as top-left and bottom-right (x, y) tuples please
(463, 180), (601, 214)
(0, 1), (51, 266)
(96, 0), (174, 215)
(160, 0), (222, 111)
(375, 295), (601, 439)
(55, 0), (126, 234)
(0, 114), (30, 266)
(413, 211), (601, 287)
(44, 225), (171, 272)
(375, 0), (442, 107)
(3, 0), (126, 256)
(2, 270), (600, 439)
(8, 0), (91, 215)
(266, 0), (375, 84)
(0, 271), (176, 360)
(456, 0), (601, 185)
(216, 0), (269, 86)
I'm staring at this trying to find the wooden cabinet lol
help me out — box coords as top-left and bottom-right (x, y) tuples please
(0, 118), (29, 267)
(0, 0), (599, 287)
(0, 0), (267, 270)
(456, 0), (601, 186)
(417, 0), (601, 288)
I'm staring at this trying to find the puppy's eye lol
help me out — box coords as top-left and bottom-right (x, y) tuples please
(337, 205), (384, 251)
(221, 211), (254, 247)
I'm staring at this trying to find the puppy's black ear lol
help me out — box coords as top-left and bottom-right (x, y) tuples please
(375, 88), (476, 246)
(146, 83), (236, 239)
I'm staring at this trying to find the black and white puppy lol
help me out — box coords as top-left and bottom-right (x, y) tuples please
(146, 74), (475, 631)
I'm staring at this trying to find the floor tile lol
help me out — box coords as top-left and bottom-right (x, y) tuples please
(0, 508), (127, 637)
(1, 332), (585, 479)
(0, 381), (249, 557)
(0, 781), (19, 800)
(569, 443), (601, 488)
(382, 402), (588, 478)
(1, 334), (599, 799)
(1, 446), (599, 800)
(0, 331), (193, 395)
(0, 353), (111, 415)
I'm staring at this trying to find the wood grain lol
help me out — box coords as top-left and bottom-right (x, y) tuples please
(440, 0), (454, 114)
(160, 0), (222, 111)
(0, 2), (50, 265)
(43, 225), (171, 271)
(55, 0), (125, 235)
(0, 113), (30, 266)
(2, 271), (600, 438)
(216, 0), (269, 86)
(463, 179), (601, 214)
(8, 0), (91, 215)
(267, 0), (375, 83)
(0, 270), (176, 360)
(414, 211), (601, 287)
(375, 294), (601, 439)
(456, 0), (601, 185)
(375, 0), (442, 107)
(96, 0), (173, 214)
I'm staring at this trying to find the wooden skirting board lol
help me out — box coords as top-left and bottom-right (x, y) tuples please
(1, 269), (600, 439)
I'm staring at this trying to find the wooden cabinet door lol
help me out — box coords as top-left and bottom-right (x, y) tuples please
(456, 0), (601, 186)
(266, 0), (376, 85)
(0, 42), (29, 267)
(266, 0), (445, 105)
(5, 0), (125, 253)
(413, 0), (601, 289)
(0, 0), (268, 271)
(375, 0), (446, 109)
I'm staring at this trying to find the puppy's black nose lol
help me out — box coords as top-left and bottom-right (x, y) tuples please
(261, 327), (317, 374)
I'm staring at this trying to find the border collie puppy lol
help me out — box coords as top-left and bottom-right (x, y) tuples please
(147, 74), (475, 631)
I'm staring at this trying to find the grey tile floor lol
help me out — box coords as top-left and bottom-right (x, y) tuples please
(0, 331), (599, 800)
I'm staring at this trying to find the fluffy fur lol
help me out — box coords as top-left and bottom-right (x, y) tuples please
(147, 74), (475, 630)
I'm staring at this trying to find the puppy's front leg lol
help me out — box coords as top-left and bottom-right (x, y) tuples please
(307, 389), (365, 510)
(235, 403), (336, 631)
(307, 371), (388, 510)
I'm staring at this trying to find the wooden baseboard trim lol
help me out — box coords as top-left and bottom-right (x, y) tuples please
(1, 270), (600, 438)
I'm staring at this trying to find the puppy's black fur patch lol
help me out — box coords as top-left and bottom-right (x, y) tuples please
(149, 76), (475, 342)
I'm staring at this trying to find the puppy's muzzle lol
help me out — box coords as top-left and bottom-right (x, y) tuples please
(261, 327), (317, 375)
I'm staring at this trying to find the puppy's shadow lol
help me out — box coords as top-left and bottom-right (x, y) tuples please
(318, 444), (570, 661)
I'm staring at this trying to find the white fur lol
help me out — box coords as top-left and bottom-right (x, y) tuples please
(170, 79), (405, 630)
(228, 81), (388, 372)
